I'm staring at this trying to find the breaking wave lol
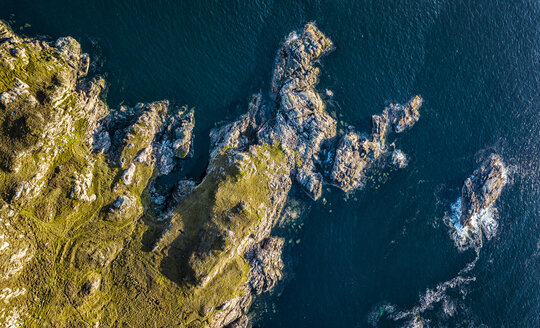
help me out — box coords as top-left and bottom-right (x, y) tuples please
(444, 197), (499, 252)
(368, 248), (479, 327)
(369, 191), (504, 327)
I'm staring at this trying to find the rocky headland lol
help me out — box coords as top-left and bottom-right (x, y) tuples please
(0, 21), (422, 327)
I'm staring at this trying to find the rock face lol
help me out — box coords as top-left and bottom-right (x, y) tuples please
(331, 96), (422, 192)
(460, 154), (507, 227)
(259, 23), (336, 200)
(154, 106), (195, 175)
(209, 93), (265, 159)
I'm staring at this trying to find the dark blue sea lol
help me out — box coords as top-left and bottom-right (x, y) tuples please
(1, 0), (538, 327)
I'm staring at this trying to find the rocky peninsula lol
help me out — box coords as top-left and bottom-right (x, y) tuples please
(0, 21), (422, 327)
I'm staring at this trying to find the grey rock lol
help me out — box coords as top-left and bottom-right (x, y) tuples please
(0, 78), (30, 106)
(224, 315), (249, 328)
(210, 94), (264, 158)
(331, 96), (423, 192)
(331, 132), (372, 192)
(258, 23), (336, 200)
(171, 179), (196, 203)
(460, 154), (507, 227)
(210, 24), (333, 327)
(111, 195), (135, 215)
(91, 126), (111, 153)
(122, 163), (136, 185)
(70, 162), (97, 202)
(245, 237), (284, 295)
(388, 95), (423, 133)
(154, 107), (195, 176)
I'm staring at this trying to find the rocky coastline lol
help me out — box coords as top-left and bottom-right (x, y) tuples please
(0, 21), (424, 327)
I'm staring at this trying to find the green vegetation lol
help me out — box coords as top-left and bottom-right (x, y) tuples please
(0, 23), (289, 327)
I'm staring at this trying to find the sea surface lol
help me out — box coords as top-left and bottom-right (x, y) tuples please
(1, 0), (539, 327)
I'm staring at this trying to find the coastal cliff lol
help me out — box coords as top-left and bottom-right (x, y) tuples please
(0, 21), (422, 327)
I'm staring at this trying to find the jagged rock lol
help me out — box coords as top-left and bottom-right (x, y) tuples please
(149, 179), (197, 222)
(0, 22), (18, 41)
(209, 94), (264, 158)
(154, 107), (195, 175)
(392, 149), (408, 168)
(225, 315), (249, 328)
(55, 36), (90, 76)
(460, 154), (507, 227)
(0, 78), (30, 106)
(271, 23), (333, 95)
(388, 95), (423, 133)
(119, 101), (169, 168)
(258, 23), (336, 200)
(0, 20), (426, 328)
(331, 96), (423, 192)
(295, 163), (324, 200)
(111, 194), (136, 216)
(171, 108), (195, 158)
(71, 161), (97, 202)
(171, 180), (196, 203)
(201, 25), (338, 326)
(134, 146), (153, 165)
(245, 237), (284, 295)
(91, 126), (111, 153)
(331, 132), (371, 192)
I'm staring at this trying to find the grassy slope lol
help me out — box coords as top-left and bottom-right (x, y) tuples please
(0, 24), (288, 327)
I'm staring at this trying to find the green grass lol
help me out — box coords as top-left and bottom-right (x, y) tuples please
(0, 23), (289, 328)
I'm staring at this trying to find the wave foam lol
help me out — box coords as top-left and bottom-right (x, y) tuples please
(444, 197), (499, 251)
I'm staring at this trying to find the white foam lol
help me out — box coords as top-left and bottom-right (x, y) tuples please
(444, 197), (499, 251)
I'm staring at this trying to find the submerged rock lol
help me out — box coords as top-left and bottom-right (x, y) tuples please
(460, 154), (507, 228)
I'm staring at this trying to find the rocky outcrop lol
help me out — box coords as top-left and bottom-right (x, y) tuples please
(331, 96), (423, 192)
(388, 95), (422, 133)
(0, 20), (425, 328)
(259, 23), (336, 200)
(154, 106), (195, 175)
(210, 93), (264, 158)
(0, 20), (195, 327)
(460, 154), (507, 227)
(215, 237), (284, 328)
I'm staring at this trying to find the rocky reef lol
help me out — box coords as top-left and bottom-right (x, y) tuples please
(0, 20), (423, 327)
(460, 154), (507, 230)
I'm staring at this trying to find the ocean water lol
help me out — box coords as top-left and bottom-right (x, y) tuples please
(1, 0), (538, 327)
